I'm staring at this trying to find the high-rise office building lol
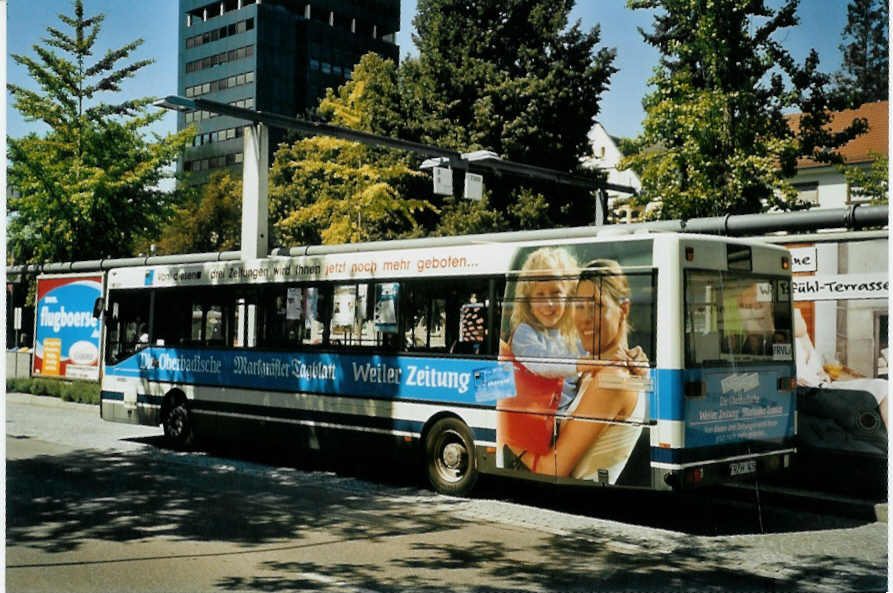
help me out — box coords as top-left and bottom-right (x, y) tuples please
(177, 0), (400, 183)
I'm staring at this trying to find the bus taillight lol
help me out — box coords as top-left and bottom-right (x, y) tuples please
(777, 376), (796, 392)
(684, 381), (706, 397)
(684, 467), (704, 485)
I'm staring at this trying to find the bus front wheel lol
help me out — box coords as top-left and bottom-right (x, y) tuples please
(424, 417), (478, 496)
(162, 396), (194, 450)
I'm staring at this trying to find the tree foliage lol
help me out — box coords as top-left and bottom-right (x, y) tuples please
(833, 0), (889, 106)
(318, 53), (405, 136)
(268, 56), (437, 246)
(270, 135), (435, 245)
(409, 0), (616, 171)
(839, 152), (889, 205)
(403, 0), (616, 227)
(6, 0), (193, 263)
(624, 0), (867, 220)
(151, 171), (243, 255)
(270, 1), (617, 243)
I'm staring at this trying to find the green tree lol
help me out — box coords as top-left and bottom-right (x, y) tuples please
(7, 0), (193, 263)
(403, 0), (616, 228)
(311, 53), (554, 238)
(615, 136), (647, 175)
(624, 0), (867, 220)
(833, 0), (889, 106)
(408, 0), (615, 169)
(150, 171), (243, 255)
(272, 2), (616, 241)
(839, 152), (889, 205)
(318, 53), (405, 137)
(270, 136), (435, 245)
(269, 55), (436, 246)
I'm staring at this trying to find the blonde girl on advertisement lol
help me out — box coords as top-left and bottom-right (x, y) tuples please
(510, 259), (649, 483)
(497, 247), (585, 467)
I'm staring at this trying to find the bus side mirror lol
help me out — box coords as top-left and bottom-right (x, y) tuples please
(93, 298), (105, 319)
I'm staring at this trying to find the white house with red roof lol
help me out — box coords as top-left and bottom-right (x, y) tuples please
(786, 100), (888, 209)
(582, 122), (644, 223)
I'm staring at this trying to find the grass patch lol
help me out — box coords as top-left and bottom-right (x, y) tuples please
(6, 377), (100, 405)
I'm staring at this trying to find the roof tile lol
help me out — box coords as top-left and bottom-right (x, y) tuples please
(787, 100), (888, 169)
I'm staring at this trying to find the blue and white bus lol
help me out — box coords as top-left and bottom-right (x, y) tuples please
(97, 230), (796, 495)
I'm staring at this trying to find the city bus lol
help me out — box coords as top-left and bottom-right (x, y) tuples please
(96, 230), (797, 495)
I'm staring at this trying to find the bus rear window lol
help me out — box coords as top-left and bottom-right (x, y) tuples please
(685, 271), (793, 366)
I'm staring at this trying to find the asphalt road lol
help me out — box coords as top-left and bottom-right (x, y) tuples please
(5, 392), (889, 592)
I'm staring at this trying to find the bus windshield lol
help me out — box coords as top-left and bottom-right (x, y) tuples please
(685, 270), (793, 367)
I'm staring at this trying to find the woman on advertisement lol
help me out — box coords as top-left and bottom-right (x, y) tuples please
(500, 258), (649, 483)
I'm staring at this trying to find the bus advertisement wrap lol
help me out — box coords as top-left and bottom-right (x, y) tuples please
(33, 275), (103, 380)
(683, 366), (796, 447)
(493, 241), (655, 486)
(108, 348), (510, 405)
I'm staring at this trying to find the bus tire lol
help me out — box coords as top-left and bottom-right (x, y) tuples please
(162, 395), (194, 450)
(425, 417), (478, 497)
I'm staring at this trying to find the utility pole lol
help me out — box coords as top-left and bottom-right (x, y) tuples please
(241, 123), (269, 260)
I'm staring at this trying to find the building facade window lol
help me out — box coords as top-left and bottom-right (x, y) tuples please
(186, 17), (254, 48)
(191, 125), (246, 147)
(186, 0), (255, 26)
(184, 151), (244, 173)
(184, 98), (254, 123)
(793, 181), (819, 205)
(847, 182), (874, 205)
(185, 45), (254, 74)
(185, 71), (254, 98)
(178, 1), (400, 186)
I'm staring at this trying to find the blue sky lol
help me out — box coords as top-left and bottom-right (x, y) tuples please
(7, 0), (850, 142)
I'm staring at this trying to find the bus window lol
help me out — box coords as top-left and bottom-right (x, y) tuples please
(105, 289), (151, 364)
(504, 270), (654, 364)
(403, 292), (446, 351)
(154, 287), (235, 348)
(402, 277), (494, 355)
(430, 298), (447, 348)
(260, 289), (293, 347)
(259, 284), (329, 348)
(190, 304), (203, 342)
(153, 289), (192, 347)
(329, 282), (390, 347)
(205, 305), (226, 346)
(233, 297), (258, 348)
(186, 302), (229, 347)
(401, 283), (429, 350)
(501, 273), (577, 359)
(579, 270), (655, 364)
(459, 300), (486, 345)
(686, 271), (793, 366)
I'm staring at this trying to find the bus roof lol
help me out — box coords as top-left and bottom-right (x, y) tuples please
(105, 232), (785, 291)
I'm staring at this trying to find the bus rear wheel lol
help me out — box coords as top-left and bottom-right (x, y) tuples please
(425, 417), (478, 497)
(163, 396), (194, 450)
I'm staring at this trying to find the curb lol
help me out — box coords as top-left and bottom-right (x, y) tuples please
(725, 481), (888, 523)
(5, 391), (95, 410)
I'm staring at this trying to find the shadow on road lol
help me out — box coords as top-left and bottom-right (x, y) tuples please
(7, 434), (885, 592)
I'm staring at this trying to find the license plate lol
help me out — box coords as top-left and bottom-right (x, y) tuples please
(730, 460), (757, 476)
